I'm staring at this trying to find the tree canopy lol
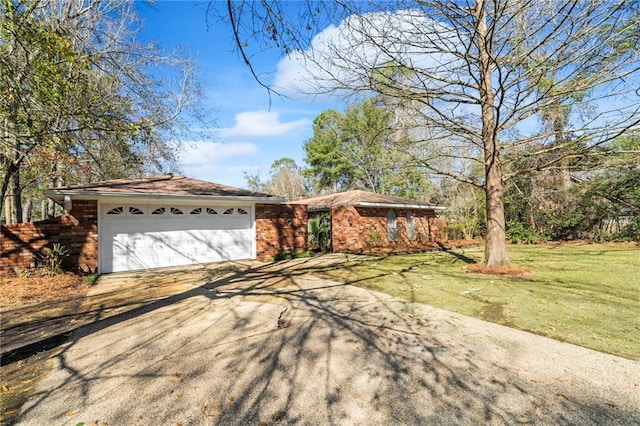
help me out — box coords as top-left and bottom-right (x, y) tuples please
(1, 0), (205, 223)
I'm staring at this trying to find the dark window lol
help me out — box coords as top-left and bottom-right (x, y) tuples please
(106, 206), (124, 215)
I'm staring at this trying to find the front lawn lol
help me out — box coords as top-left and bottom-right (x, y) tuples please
(319, 243), (640, 361)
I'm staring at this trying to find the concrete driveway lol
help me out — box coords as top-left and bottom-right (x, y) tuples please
(15, 256), (640, 425)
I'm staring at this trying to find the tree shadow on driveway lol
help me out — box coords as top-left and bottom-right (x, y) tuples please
(7, 255), (640, 425)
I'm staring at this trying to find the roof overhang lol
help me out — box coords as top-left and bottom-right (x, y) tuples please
(43, 189), (285, 205)
(307, 202), (445, 212)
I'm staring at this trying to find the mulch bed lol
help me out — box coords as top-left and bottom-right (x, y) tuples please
(1, 269), (88, 308)
(466, 263), (532, 278)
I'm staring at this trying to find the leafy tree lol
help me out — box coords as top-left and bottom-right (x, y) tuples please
(304, 98), (431, 199)
(245, 157), (306, 200)
(223, 0), (640, 266)
(1, 0), (204, 223)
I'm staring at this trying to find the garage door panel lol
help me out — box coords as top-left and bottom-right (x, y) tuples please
(100, 204), (253, 273)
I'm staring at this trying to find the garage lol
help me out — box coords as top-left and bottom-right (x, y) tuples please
(100, 203), (254, 273)
(41, 174), (284, 274)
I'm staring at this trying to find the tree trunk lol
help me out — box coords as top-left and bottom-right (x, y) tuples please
(22, 198), (32, 222)
(476, 0), (509, 267)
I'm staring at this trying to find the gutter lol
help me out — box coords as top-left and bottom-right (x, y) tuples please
(43, 189), (285, 204)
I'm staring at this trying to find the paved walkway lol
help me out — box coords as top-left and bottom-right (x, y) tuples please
(10, 255), (640, 424)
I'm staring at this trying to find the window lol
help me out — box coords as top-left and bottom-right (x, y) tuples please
(206, 207), (218, 215)
(190, 207), (202, 215)
(223, 208), (234, 215)
(128, 206), (144, 215)
(106, 206), (124, 215)
(237, 208), (248, 215)
(170, 207), (184, 215)
(387, 210), (398, 241)
(407, 211), (416, 240)
(151, 207), (166, 215)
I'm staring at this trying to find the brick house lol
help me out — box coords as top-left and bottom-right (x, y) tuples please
(1, 175), (307, 274)
(288, 190), (446, 254)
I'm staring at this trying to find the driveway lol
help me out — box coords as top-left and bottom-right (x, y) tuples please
(14, 255), (640, 425)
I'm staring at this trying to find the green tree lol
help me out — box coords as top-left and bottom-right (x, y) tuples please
(1, 0), (204, 223)
(304, 98), (430, 199)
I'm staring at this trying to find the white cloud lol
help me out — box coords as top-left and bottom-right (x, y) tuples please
(273, 10), (458, 96)
(221, 110), (311, 137)
(180, 141), (258, 167)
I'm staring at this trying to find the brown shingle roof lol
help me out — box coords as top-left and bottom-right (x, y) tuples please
(288, 190), (443, 210)
(44, 174), (279, 201)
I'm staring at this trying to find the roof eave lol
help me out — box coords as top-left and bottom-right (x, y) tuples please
(352, 201), (445, 210)
(43, 189), (284, 204)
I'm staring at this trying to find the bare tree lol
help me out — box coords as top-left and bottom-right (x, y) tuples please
(224, 0), (640, 266)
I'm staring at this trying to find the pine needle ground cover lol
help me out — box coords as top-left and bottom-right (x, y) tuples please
(319, 244), (639, 361)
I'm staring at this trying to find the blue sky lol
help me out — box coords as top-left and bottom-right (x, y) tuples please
(136, 1), (338, 189)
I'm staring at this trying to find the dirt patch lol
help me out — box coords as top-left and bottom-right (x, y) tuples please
(1, 269), (88, 307)
(466, 263), (532, 278)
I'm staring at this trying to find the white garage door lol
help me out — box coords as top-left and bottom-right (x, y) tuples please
(100, 204), (253, 273)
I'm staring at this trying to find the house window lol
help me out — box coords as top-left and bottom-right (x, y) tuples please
(206, 208), (218, 215)
(128, 206), (145, 215)
(170, 207), (184, 215)
(151, 207), (166, 215)
(407, 211), (416, 240)
(237, 208), (248, 215)
(387, 210), (398, 241)
(106, 206), (124, 215)
(223, 208), (234, 215)
(190, 207), (202, 215)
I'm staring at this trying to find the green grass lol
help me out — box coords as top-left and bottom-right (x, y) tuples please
(319, 243), (640, 361)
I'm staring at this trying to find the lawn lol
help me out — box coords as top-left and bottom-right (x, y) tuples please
(318, 243), (640, 361)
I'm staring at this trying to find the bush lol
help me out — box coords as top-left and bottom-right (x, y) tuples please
(506, 221), (547, 244)
(40, 243), (69, 275)
(309, 212), (331, 251)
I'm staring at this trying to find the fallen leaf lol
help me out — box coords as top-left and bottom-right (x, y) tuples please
(1, 385), (9, 392)
(228, 396), (235, 403)
(66, 410), (80, 417)
(200, 402), (207, 412)
(211, 405), (222, 412)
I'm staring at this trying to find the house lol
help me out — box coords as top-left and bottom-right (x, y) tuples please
(288, 190), (446, 254)
(1, 175), (307, 274)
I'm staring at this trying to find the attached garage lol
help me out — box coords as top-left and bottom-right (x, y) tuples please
(43, 174), (283, 273)
(100, 203), (254, 273)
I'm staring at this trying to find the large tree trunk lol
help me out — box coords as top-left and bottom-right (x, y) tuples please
(476, 0), (509, 267)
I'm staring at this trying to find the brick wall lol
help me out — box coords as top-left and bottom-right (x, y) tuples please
(331, 205), (446, 254)
(255, 203), (308, 260)
(1, 200), (98, 274)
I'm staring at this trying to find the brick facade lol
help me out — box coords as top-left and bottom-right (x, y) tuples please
(255, 203), (308, 260)
(1, 200), (98, 274)
(329, 205), (446, 254)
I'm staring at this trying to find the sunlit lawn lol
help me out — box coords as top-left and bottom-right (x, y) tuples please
(318, 243), (640, 361)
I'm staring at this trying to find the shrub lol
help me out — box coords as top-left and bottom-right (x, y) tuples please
(506, 221), (547, 244)
(40, 243), (69, 275)
(309, 212), (331, 251)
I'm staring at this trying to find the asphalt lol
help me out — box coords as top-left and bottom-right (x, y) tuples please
(12, 258), (640, 425)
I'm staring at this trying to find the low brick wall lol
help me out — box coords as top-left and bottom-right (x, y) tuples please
(256, 203), (308, 260)
(330, 205), (446, 254)
(1, 200), (98, 274)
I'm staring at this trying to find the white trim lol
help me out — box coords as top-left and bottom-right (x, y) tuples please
(355, 201), (445, 210)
